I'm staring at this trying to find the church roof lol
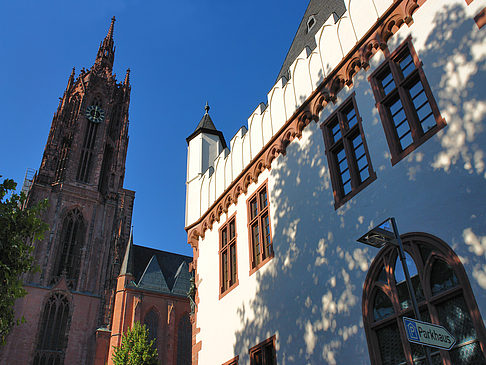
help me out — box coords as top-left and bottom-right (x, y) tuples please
(122, 243), (193, 296)
(276, 0), (346, 82)
(186, 103), (227, 148)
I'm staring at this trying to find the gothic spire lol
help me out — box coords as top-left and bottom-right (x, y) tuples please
(94, 16), (116, 72)
(65, 67), (75, 93)
(124, 68), (130, 86)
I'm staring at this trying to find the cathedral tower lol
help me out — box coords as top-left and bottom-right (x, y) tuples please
(0, 17), (135, 365)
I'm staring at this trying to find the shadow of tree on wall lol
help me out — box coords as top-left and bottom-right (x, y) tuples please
(231, 4), (485, 364)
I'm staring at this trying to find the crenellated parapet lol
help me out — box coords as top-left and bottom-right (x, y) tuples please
(186, 0), (423, 236)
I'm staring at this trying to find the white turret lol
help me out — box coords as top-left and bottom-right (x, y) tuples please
(186, 103), (227, 226)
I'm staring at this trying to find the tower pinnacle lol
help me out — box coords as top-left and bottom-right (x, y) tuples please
(124, 68), (130, 86)
(107, 16), (115, 41)
(94, 16), (116, 72)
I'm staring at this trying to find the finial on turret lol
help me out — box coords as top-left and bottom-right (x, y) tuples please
(65, 67), (75, 92)
(205, 101), (210, 114)
(107, 16), (116, 40)
(124, 68), (130, 85)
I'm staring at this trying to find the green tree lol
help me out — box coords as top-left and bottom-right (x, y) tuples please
(112, 321), (159, 365)
(0, 177), (48, 345)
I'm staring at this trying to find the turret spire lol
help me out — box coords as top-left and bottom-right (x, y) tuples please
(65, 67), (75, 92)
(124, 68), (130, 86)
(107, 16), (115, 41)
(94, 16), (116, 72)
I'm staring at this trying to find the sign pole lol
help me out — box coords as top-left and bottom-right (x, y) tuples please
(391, 218), (433, 365)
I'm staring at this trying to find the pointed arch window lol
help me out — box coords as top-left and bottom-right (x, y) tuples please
(54, 137), (70, 182)
(53, 209), (84, 288)
(176, 313), (192, 365)
(77, 97), (102, 183)
(70, 94), (81, 125)
(33, 292), (70, 365)
(363, 233), (486, 364)
(144, 309), (159, 350)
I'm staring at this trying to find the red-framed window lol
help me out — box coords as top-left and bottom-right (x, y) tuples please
(362, 233), (486, 364)
(219, 214), (238, 297)
(320, 93), (376, 209)
(247, 181), (273, 274)
(369, 37), (445, 165)
(249, 336), (277, 365)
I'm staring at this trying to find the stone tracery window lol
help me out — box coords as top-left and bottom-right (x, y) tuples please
(53, 208), (84, 288)
(176, 313), (192, 365)
(144, 309), (159, 349)
(33, 292), (70, 365)
(363, 233), (486, 364)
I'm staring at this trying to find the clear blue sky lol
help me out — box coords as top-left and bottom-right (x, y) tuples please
(1, 0), (306, 257)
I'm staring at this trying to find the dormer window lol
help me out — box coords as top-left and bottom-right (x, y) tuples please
(307, 15), (316, 33)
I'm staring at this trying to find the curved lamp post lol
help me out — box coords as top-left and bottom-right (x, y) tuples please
(357, 217), (433, 365)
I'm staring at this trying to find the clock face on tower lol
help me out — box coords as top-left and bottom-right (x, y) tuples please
(85, 105), (105, 123)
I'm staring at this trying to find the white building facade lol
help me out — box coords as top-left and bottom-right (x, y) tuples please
(185, 0), (486, 364)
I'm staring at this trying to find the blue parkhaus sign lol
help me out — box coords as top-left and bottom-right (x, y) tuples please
(403, 317), (456, 350)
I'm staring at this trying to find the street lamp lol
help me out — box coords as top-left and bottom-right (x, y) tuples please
(357, 217), (433, 365)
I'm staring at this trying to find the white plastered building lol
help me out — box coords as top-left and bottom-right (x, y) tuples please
(185, 0), (486, 364)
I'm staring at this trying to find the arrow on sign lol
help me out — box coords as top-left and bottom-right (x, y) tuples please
(403, 317), (456, 350)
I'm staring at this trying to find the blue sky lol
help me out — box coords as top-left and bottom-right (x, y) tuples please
(1, 1), (306, 256)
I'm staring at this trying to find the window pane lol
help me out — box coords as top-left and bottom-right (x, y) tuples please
(416, 102), (432, 123)
(343, 180), (352, 195)
(250, 199), (258, 220)
(420, 114), (436, 132)
(222, 229), (227, 247)
(437, 295), (475, 344)
(412, 89), (427, 110)
(337, 148), (346, 163)
(409, 81), (423, 99)
(230, 244), (237, 285)
(449, 341), (486, 364)
(355, 144), (365, 160)
(394, 253), (424, 309)
(260, 189), (268, 209)
(252, 224), (260, 266)
(360, 166), (370, 182)
(330, 120), (342, 142)
(222, 251), (228, 290)
(399, 53), (415, 78)
(399, 132), (414, 150)
(373, 290), (394, 321)
(357, 155), (368, 171)
(396, 120), (411, 139)
(262, 214), (271, 259)
(144, 311), (158, 348)
(229, 220), (235, 240)
(341, 169), (351, 186)
(352, 134), (363, 148)
(377, 265), (388, 284)
(346, 108), (357, 129)
(390, 99), (403, 116)
(339, 158), (348, 174)
(376, 322), (406, 365)
(381, 71), (395, 95)
(430, 260), (458, 295)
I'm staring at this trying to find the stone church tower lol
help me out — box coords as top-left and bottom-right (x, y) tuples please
(0, 17), (135, 365)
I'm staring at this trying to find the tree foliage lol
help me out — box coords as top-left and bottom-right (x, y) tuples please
(112, 321), (159, 365)
(0, 177), (48, 346)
